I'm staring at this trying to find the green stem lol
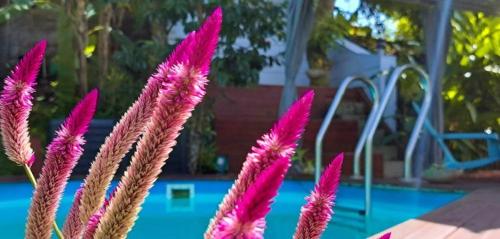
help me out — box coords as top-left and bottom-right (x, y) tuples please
(23, 164), (65, 239)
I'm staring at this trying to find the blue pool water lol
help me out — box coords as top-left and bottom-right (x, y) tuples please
(0, 180), (463, 238)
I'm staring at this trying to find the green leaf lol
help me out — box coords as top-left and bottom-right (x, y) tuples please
(459, 56), (469, 66)
(475, 39), (491, 57)
(84, 44), (96, 58)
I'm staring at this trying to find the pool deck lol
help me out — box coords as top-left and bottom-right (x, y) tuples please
(370, 187), (500, 239)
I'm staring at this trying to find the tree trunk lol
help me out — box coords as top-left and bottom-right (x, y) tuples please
(187, 101), (212, 175)
(98, 4), (113, 89)
(71, 0), (89, 96)
(188, 126), (201, 174)
(279, 0), (316, 115)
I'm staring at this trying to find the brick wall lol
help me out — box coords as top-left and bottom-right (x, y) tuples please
(210, 85), (385, 178)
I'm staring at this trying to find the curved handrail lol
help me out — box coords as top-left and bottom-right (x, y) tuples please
(315, 76), (379, 183)
(365, 64), (432, 186)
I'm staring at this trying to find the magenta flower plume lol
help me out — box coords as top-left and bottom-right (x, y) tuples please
(0, 40), (46, 166)
(213, 157), (290, 239)
(62, 185), (84, 238)
(206, 90), (314, 238)
(76, 8), (210, 229)
(94, 8), (221, 238)
(190, 7), (222, 74)
(293, 153), (344, 239)
(379, 232), (392, 239)
(26, 89), (98, 239)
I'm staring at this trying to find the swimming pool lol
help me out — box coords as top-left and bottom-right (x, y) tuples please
(0, 180), (463, 238)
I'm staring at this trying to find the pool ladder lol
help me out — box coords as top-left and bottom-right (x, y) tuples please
(315, 64), (433, 218)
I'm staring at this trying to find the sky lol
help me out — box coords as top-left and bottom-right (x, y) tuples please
(335, 0), (361, 13)
(335, 0), (397, 39)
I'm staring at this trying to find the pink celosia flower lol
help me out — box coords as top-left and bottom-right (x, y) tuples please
(293, 153), (344, 239)
(0, 40), (46, 166)
(93, 8), (221, 238)
(213, 157), (290, 239)
(379, 232), (392, 239)
(76, 7), (205, 230)
(206, 90), (314, 238)
(25, 89), (98, 239)
(62, 185), (84, 238)
(82, 187), (117, 239)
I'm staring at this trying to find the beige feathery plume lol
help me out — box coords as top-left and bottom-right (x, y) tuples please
(76, 29), (195, 227)
(94, 63), (208, 238)
(93, 9), (221, 238)
(62, 185), (84, 238)
(76, 75), (160, 224)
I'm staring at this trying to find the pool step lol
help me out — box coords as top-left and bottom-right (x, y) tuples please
(166, 184), (195, 199)
(165, 184), (195, 212)
(332, 212), (367, 232)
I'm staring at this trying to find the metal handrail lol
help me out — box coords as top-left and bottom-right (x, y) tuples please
(365, 64), (432, 186)
(314, 76), (379, 219)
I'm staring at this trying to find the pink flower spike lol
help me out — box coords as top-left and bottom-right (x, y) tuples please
(82, 188), (116, 239)
(27, 155), (36, 167)
(77, 8), (220, 234)
(62, 185), (84, 238)
(65, 89), (99, 136)
(273, 90), (314, 149)
(94, 8), (222, 234)
(77, 31), (196, 227)
(214, 157), (290, 239)
(154, 7), (220, 78)
(0, 40), (46, 166)
(318, 153), (344, 197)
(26, 89), (98, 239)
(379, 232), (392, 239)
(190, 7), (222, 74)
(7, 40), (46, 86)
(293, 153), (344, 239)
(94, 63), (210, 238)
(205, 91), (314, 238)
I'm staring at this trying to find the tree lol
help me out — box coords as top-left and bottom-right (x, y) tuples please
(110, 1), (287, 173)
(0, 1), (288, 174)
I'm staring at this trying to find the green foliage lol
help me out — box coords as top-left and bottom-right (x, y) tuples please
(197, 142), (217, 173)
(207, 0), (286, 86)
(0, 0), (41, 23)
(0, 147), (23, 176)
(111, 31), (172, 80)
(118, 0), (286, 86)
(441, 12), (500, 161)
(307, 12), (346, 69)
(445, 12), (500, 133)
(97, 65), (143, 117)
(291, 147), (313, 175)
(53, 7), (78, 116)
